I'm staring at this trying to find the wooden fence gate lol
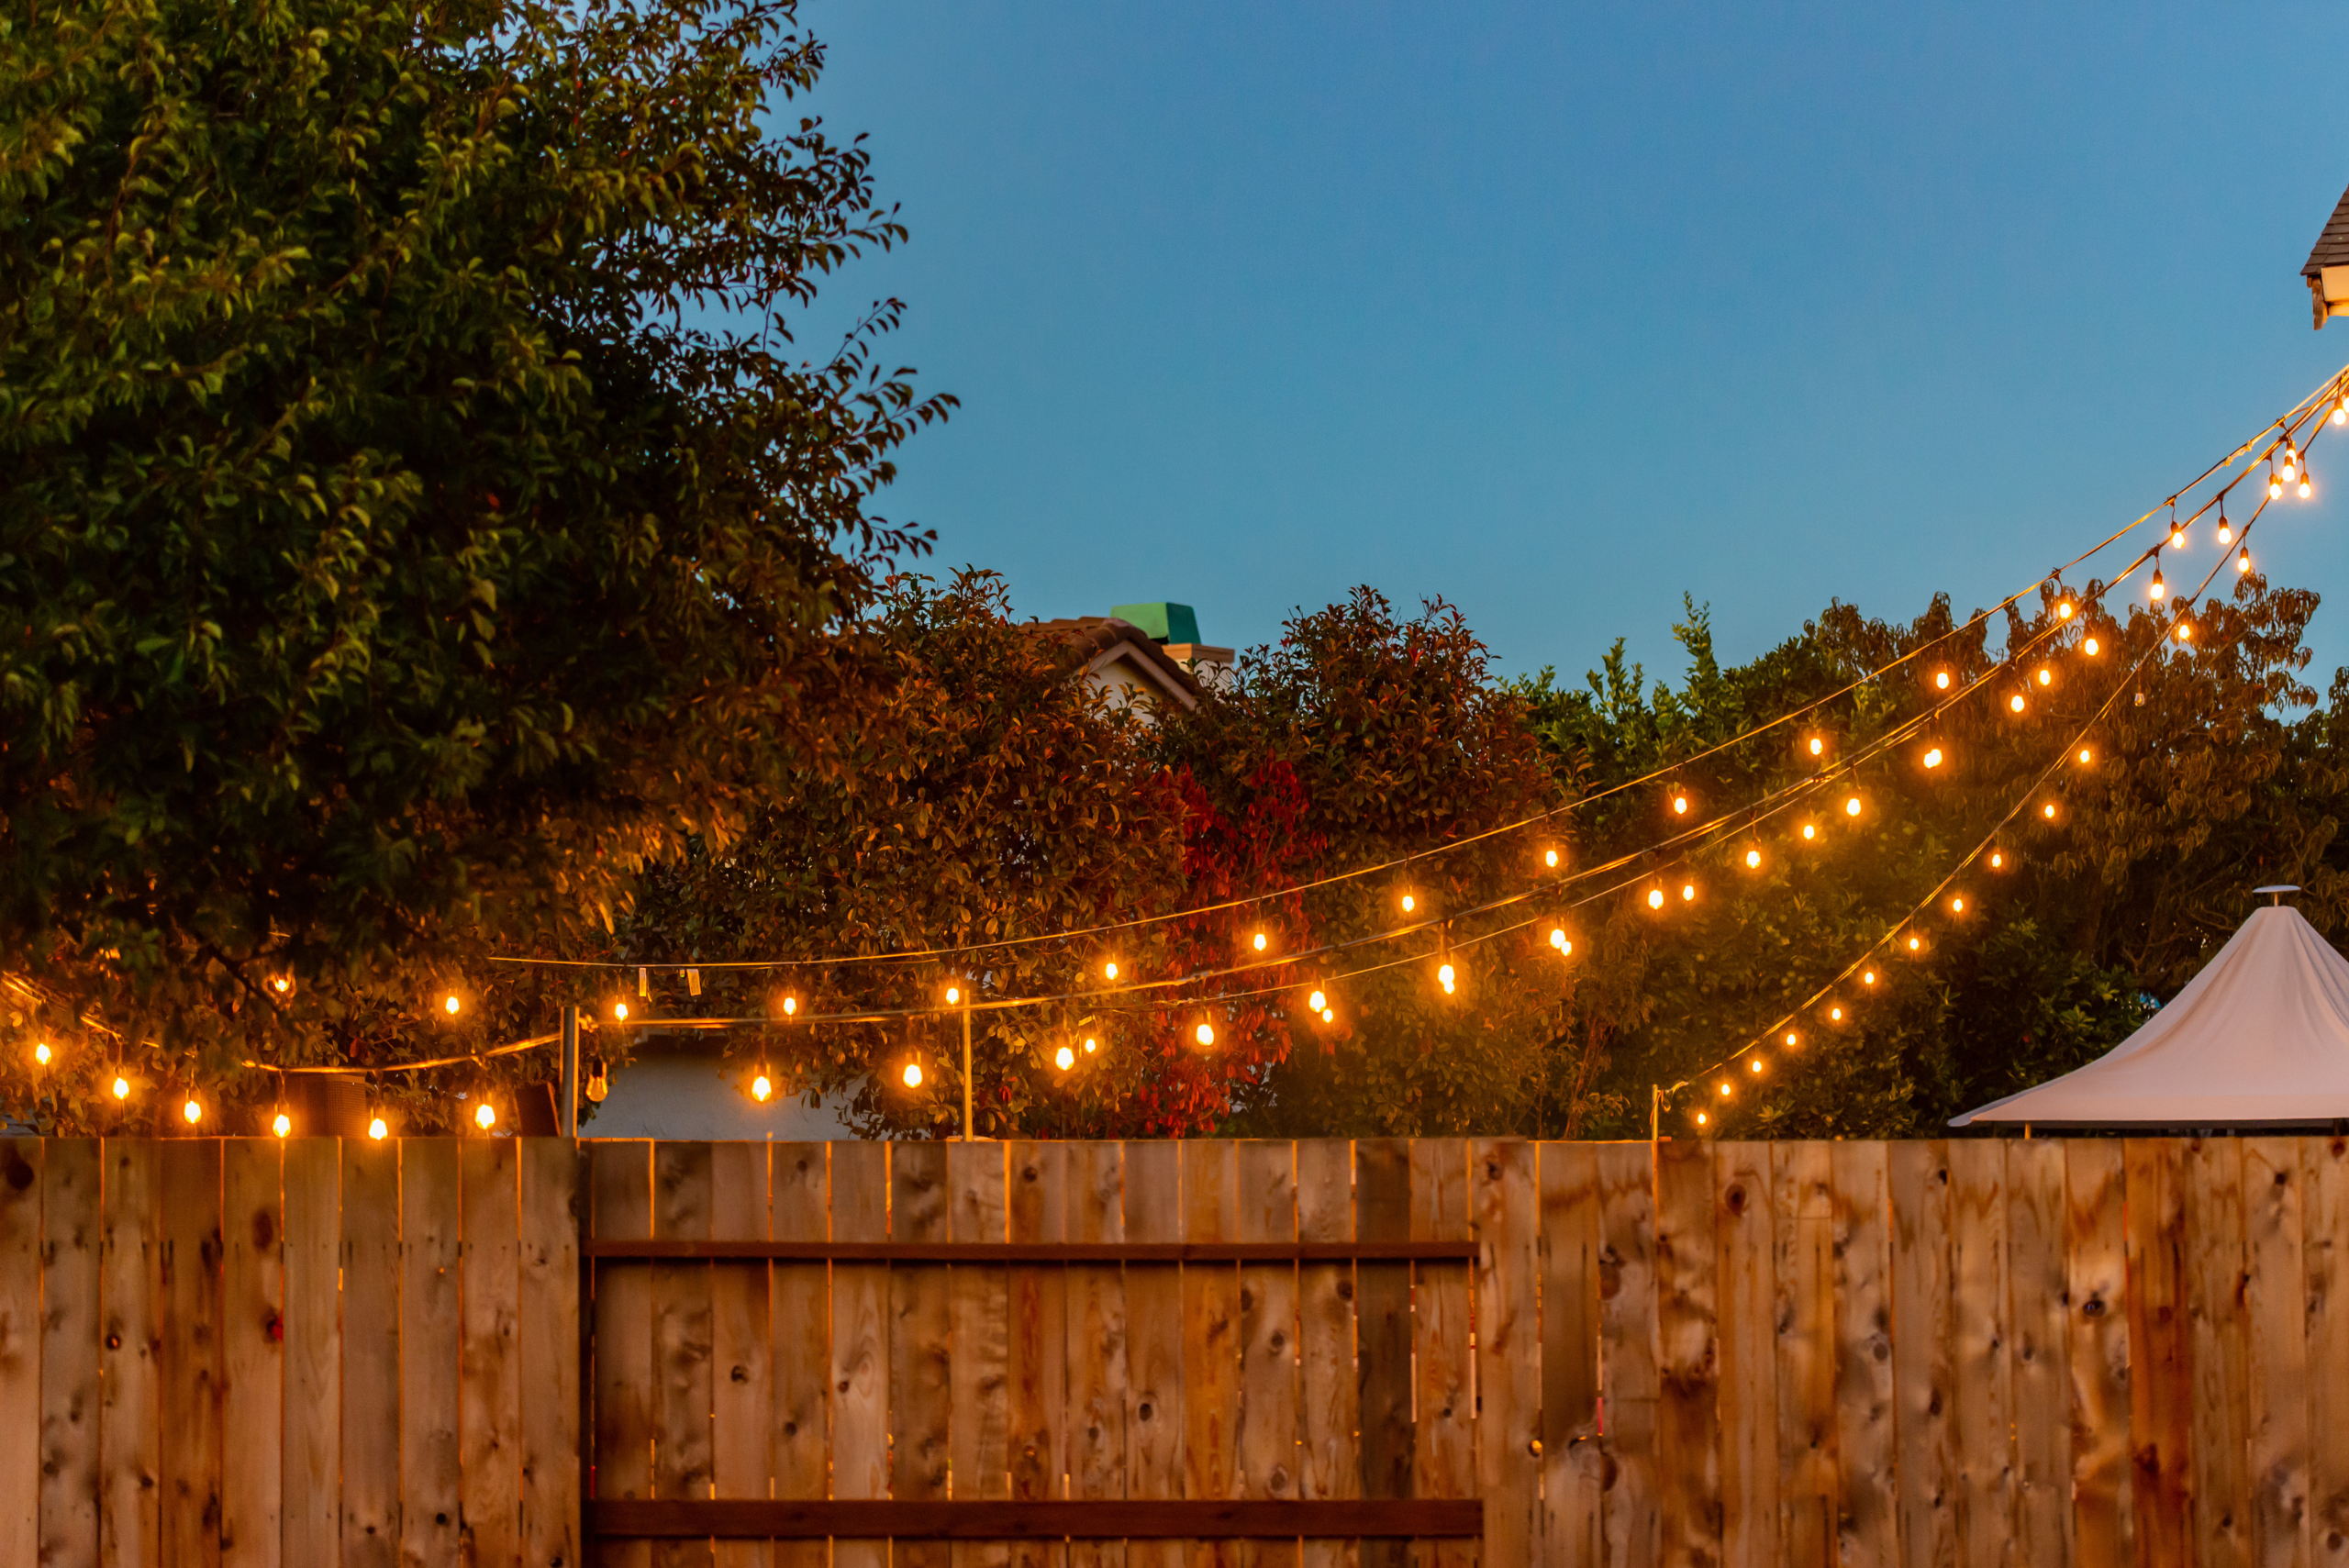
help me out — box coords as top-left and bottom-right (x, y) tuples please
(4, 1134), (2349, 1566)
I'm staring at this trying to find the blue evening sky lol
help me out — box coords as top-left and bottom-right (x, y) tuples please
(791, 1), (2349, 695)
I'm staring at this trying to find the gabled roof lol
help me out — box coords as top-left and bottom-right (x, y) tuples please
(2307, 183), (2349, 277)
(1032, 617), (1204, 711)
(1954, 903), (2349, 1129)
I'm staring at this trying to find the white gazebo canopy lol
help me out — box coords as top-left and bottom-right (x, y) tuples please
(1954, 895), (2349, 1129)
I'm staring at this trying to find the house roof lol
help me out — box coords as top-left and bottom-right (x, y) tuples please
(1953, 902), (2349, 1128)
(2307, 183), (2349, 277)
(1033, 617), (1204, 710)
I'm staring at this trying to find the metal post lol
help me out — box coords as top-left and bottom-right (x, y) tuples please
(561, 1005), (580, 1139)
(962, 997), (974, 1141)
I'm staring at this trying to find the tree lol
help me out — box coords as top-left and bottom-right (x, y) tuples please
(0, 0), (949, 1129)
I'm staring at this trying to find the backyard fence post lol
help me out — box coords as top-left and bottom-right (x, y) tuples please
(561, 1006), (579, 1138)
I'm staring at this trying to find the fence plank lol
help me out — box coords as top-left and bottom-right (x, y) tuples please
(1653, 1135), (1720, 1568)
(1472, 1140), (1535, 1568)
(1235, 1140), (1299, 1568)
(1597, 1140), (1660, 1568)
(1715, 1141), (1777, 1568)
(1355, 1140), (1412, 1568)
(39, 1140), (101, 1568)
(223, 1139), (284, 1568)
(1067, 1142), (1129, 1568)
(1889, 1140), (1955, 1568)
(1410, 1140), (1474, 1568)
(893, 1141), (954, 1568)
(344, 1136), (402, 1568)
(950, 1140), (1012, 1568)
(1948, 1140), (2013, 1568)
(460, 1140), (520, 1568)
(160, 1139), (225, 1568)
(0, 1139), (41, 1565)
(1184, 1141), (1239, 1568)
(1125, 1142), (1186, 1568)
(401, 1140), (462, 1568)
(1770, 1142), (1833, 1568)
(284, 1140), (341, 1568)
(2185, 1137), (2253, 1568)
(654, 1143), (718, 1568)
(518, 1140), (582, 1568)
(2243, 1137), (2310, 1568)
(1008, 1141), (1068, 1568)
(1828, 1141), (1895, 1568)
(2062, 1141), (2131, 1568)
(770, 1144), (830, 1568)
(2303, 1137), (2349, 1568)
(2123, 1139), (2191, 1568)
(2006, 1140), (2069, 1568)
(101, 1140), (161, 1568)
(709, 1142), (774, 1568)
(1537, 1143), (1601, 1568)
(830, 1140), (891, 1568)
(1295, 1140), (1358, 1568)
(593, 1141), (657, 1568)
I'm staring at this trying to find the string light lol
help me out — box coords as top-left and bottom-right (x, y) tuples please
(2057, 598), (2075, 620)
(903, 1062), (925, 1088)
(474, 1100), (496, 1130)
(2084, 636), (2100, 656)
(1681, 883), (1696, 901)
(1745, 847), (1763, 868)
(2043, 802), (2058, 819)
(2299, 472), (2314, 500)
(2176, 620), (2193, 643)
(112, 1075), (129, 1100)
(1252, 931), (1268, 952)
(1195, 1021), (1216, 1047)
(1309, 988), (1328, 1012)
(1991, 851), (2006, 868)
(1438, 962), (1457, 994)
(1400, 894), (1416, 914)
(1648, 888), (1665, 909)
(752, 1072), (773, 1102)
(2334, 394), (2346, 426)
(182, 1096), (202, 1125)
(1808, 736), (1826, 757)
(2077, 747), (2092, 764)
(2150, 568), (2165, 601)
(1781, 1031), (1797, 1048)
(2036, 667), (2052, 686)
(368, 1115), (388, 1140)
(443, 994), (462, 1016)
(1800, 822), (1817, 840)
(1544, 849), (1560, 868)
(1934, 671), (1952, 690)
(1055, 1045), (1075, 1071)
(1104, 961), (1119, 982)
(1697, 1111), (1709, 1126)
(273, 1112), (291, 1138)
(1844, 796), (1863, 817)
(781, 996), (797, 1018)
(1549, 928), (1572, 953)
(1923, 746), (1943, 768)
(1862, 970), (1876, 985)
(2238, 545), (2253, 574)
(1321, 1008), (1334, 1023)
(1950, 895), (1965, 914)
(32, 1042), (49, 1066)
(1672, 793), (1690, 815)
(2218, 506), (2233, 545)
(613, 1002), (629, 1022)
(2009, 694), (2026, 714)
(1829, 1005), (1843, 1021)
(945, 985), (962, 1006)
(1752, 1057), (1766, 1073)
(1907, 935), (1922, 951)
(2270, 472), (2285, 501)
(1084, 1037), (1098, 1054)
(2282, 453), (2299, 484)
(272, 974), (294, 995)
(1720, 1082), (1732, 1098)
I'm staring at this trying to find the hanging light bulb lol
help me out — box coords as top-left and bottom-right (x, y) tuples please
(945, 985), (962, 1006)
(1781, 1031), (1797, 1049)
(1800, 822), (1817, 840)
(1744, 847), (1763, 868)
(1991, 851), (2005, 869)
(443, 994), (462, 1016)
(474, 1100), (496, 1131)
(1320, 1008), (1335, 1024)
(2282, 454), (2299, 484)
(1084, 1037), (1098, 1054)
(1696, 1111), (1709, 1127)
(1950, 896), (1965, 914)
(183, 1096), (202, 1125)
(1681, 883), (1696, 901)
(2176, 620), (2193, 643)
(613, 1001), (629, 1022)
(1809, 736), (1826, 757)
(32, 1042), (50, 1066)
(903, 1062), (925, 1088)
(2217, 513), (2232, 545)
(2270, 473), (2285, 501)
(273, 1111), (292, 1139)
(2149, 568), (2165, 601)
(1309, 988), (1328, 1012)
(1672, 793), (1689, 815)
(1195, 1022), (1216, 1047)
(2238, 545), (2253, 574)
(2170, 524), (2186, 550)
(1438, 962), (1457, 994)
(1934, 671), (1952, 690)
(2084, 636), (2100, 656)
(1104, 961), (1119, 982)
(1648, 888), (1666, 909)
(1400, 893), (1416, 914)
(2009, 694), (2027, 714)
(2057, 598), (2075, 620)
(368, 1115), (388, 1140)
(2299, 473), (2313, 500)
(112, 1074), (129, 1100)
(781, 996), (797, 1018)
(1753, 1057), (1767, 1073)
(2333, 395), (2346, 426)
(1829, 1005), (1844, 1022)
(1544, 849), (1560, 868)
(2077, 747), (2092, 765)
(1550, 928), (1571, 953)
(1844, 795), (1863, 817)
(1055, 1045), (1075, 1072)
(1720, 1083), (1732, 1098)
(2043, 802), (2058, 819)
(2036, 667), (2052, 686)
(1862, 970), (1876, 985)
(1252, 931), (1268, 952)
(752, 1072), (773, 1103)
(272, 974), (294, 995)
(1923, 746), (1944, 768)
(1907, 935), (1921, 951)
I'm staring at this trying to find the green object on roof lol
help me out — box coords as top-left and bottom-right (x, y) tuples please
(1109, 602), (1199, 645)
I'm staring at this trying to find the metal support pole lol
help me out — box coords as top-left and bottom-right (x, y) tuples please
(561, 1005), (580, 1139)
(962, 998), (974, 1141)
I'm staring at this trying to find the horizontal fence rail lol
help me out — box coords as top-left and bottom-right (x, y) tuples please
(0, 1134), (2342, 1565)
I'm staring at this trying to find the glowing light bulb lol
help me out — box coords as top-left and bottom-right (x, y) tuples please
(1809, 736), (1825, 756)
(443, 994), (461, 1016)
(1196, 1022), (1216, 1047)
(272, 975), (292, 994)
(1321, 1007), (1335, 1023)
(2150, 571), (2165, 601)
(2238, 546), (2253, 574)
(32, 1042), (49, 1066)
(1548, 928), (1568, 951)
(614, 1002), (629, 1022)
(903, 1062), (924, 1088)
(1544, 849), (1559, 868)
(1438, 962), (1457, 994)
(1400, 894), (1416, 914)
(1672, 794), (1689, 815)
(2283, 458), (2299, 483)
(752, 1073), (773, 1102)
(1782, 1032), (1797, 1049)
(1755, 1057), (1769, 1072)
(1720, 1083), (1732, 1097)
(112, 1075), (129, 1100)
(1991, 851), (2005, 868)
(2043, 803), (2058, 819)
(1745, 848), (1762, 868)
(2271, 475), (2285, 500)
(183, 1097), (202, 1125)
(273, 1112), (291, 1138)
(945, 985), (961, 1006)
(2077, 748), (2092, 764)
(1907, 936), (1921, 951)
(474, 1101), (495, 1130)
(1923, 747), (1943, 768)
(2171, 526), (2187, 550)
(2037, 667), (2052, 686)
(2300, 476), (2313, 500)
(1863, 970), (1876, 985)
(1801, 822), (1817, 840)
(2218, 522), (2233, 545)
(1055, 1046), (1074, 1072)
(1681, 883), (1696, 902)
(1951, 896), (1965, 914)
(1697, 1111), (1709, 1126)
(1830, 1006), (1843, 1021)
(2177, 621), (2193, 642)
(2057, 599), (2075, 620)
(2334, 399), (2346, 426)
(1935, 671), (1952, 690)
(1649, 888), (1665, 909)
(1084, 1037), (1097, 1054)
(1252, 931), (1268, 952)
(1309, 989), (1328, 1012)
(2009, 695), (2026, 714)
(782, 996), (797, 1017)
(1104, 961), (1119, 981)
(369, 1116), (388, 1140)
(1844, 796), (1862, 817)
(2084, 636), (2100, 655)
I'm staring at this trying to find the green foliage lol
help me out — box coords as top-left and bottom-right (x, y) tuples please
(0, 0), (947, 1129)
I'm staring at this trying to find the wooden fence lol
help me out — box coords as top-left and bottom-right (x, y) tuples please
(4, 1135), (2347, 1566)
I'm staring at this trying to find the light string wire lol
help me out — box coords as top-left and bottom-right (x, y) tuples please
(484, 365), (2349, 975)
